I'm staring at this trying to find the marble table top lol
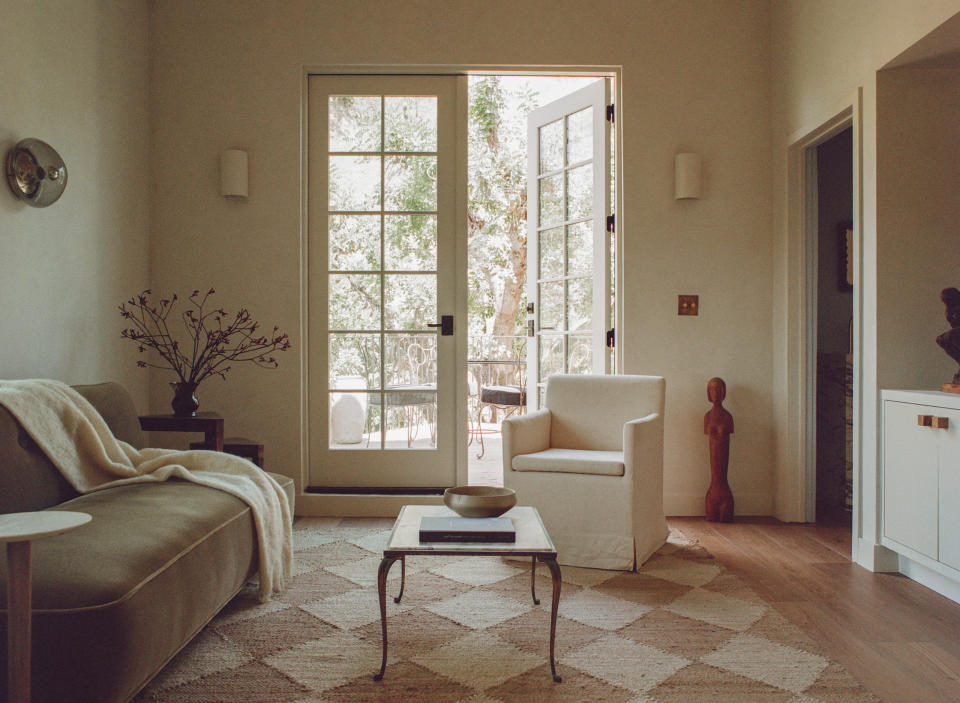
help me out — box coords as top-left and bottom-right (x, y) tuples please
(384, 505), (556, 557)
(0, 511), (91, 544)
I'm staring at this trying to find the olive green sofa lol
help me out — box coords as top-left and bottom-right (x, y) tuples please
(0, 382), (295, 703)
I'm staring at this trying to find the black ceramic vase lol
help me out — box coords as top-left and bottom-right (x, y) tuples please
(170, 382), (200, 416)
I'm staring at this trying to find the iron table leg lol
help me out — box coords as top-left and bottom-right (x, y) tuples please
(530, 556), (540, 605)
(540, 556), (562, 682)
(394, 556), (406, 603)
(374, 556), (399, 681)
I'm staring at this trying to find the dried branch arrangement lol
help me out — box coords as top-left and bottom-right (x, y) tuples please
(120, 288), (290, 385)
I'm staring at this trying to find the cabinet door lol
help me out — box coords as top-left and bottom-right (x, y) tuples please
(883, 401), (939, 559)
(937, 408), (960, 570)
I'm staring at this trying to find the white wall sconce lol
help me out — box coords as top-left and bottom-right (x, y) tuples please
(674, 152), (702, 200)
(219, 149), (248, 197)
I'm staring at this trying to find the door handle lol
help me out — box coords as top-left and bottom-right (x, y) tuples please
(917, 415), (950, 429)
(427, 315), (454, 336)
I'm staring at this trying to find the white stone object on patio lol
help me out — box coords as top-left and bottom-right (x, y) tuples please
(331, 376), (367, 444)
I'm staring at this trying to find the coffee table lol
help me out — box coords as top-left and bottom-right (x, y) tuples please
(375, 505), (562, 682)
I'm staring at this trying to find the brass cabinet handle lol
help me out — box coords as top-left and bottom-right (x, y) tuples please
(917, 414), (950, 429)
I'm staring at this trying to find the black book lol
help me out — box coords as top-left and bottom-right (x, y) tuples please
(419, 516), (516, 543)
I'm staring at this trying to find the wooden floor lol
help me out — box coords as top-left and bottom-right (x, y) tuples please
(671, 517), (960, 703)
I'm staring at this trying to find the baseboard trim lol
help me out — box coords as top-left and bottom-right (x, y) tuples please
(664, 491), (773, 517)
(295, 493), (443, 517)
(899, 555), (960, 605)
(855, 539), (899, 572)
(298, 491), (774, 519)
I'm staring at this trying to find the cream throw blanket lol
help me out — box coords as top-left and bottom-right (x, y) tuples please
(0, 379), (292, 601)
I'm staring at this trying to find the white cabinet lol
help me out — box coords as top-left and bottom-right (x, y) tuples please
(882, 400), (940, 559)
(882, 390), (960, 573)
(939, 419), (960, 571)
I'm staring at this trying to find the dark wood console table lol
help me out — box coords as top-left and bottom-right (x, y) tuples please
(139, 412), (224, 451)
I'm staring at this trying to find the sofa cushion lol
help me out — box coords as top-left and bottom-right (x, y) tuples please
(512, 448), (625, 476)
(0, 381), (145, 514)
(0, 472), (294, 703)
(0, 403), (79, 513)
(73, 381), (146, 449)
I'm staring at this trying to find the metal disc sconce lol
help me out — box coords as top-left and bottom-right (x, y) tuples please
(5, 138), (68, 207)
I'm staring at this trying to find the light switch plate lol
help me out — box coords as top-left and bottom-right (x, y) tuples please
(678, 295), (699, 316)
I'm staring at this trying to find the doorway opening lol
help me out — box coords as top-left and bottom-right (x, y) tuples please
(811, 127), (854, 527)
(465, 74), (616, 487)
(303, 68), (619, 512)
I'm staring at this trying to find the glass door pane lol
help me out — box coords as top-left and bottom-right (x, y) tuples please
(526, 79), (611, 410)
(328, 93), (438, 451)
(309, 75), (460, 490)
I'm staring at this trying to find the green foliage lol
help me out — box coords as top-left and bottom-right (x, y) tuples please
(327, 80), (544, 434)
(467, 77), (537, 339)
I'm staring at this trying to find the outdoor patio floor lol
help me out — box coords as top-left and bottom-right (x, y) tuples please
(467, 422), (504, 487)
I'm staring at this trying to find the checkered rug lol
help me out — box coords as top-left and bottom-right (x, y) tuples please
(133, 518), (877, 702)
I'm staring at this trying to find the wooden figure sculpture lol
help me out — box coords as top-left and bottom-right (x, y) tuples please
(937, 287), (960, 393)
(704, 377), (735, 522)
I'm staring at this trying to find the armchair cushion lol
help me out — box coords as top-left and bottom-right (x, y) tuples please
(512, 448), (624, 476)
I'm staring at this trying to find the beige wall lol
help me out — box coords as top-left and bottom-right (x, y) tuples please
(149, 0), (774, 514)
(0, 1), (150, 404)
(6, 0), (957, 527)
(877, 66), (960, 390)
(770, 1), (960, 563)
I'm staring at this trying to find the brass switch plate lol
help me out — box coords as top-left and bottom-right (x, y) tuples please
(678, 295), (699, 316)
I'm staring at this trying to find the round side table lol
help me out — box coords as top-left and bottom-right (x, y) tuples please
(1, 511), (91, 703)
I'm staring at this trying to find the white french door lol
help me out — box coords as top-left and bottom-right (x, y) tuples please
(526, 79), (612, 409)
(307, 75), (463, 490)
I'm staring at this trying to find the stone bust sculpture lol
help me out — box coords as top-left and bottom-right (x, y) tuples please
(936, 287), (960, 386)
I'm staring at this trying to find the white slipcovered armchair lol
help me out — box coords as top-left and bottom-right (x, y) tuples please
(502, 374), (667, 570)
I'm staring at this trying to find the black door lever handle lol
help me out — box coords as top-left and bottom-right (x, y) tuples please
(427, 315), (454, 336)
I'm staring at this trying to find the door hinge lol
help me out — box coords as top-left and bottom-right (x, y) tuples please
(606, 328), (615, 348)
(606, 103), (615, 123)
(606, 214), (615, 233)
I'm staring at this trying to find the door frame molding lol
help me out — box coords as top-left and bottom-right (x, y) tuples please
(297, 64), (623, 517)
(784, 89), (862, 550)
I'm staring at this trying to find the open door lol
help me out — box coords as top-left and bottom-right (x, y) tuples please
(525, 79), (612, 408)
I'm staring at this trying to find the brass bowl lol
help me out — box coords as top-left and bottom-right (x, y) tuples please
(443, 486), (517, 518)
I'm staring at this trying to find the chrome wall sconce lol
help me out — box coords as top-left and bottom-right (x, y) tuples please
(5, 138), (68, 207)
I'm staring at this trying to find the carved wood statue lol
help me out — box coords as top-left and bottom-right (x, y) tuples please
(704, 377), (735, 522)
(937, 287), (960, 393)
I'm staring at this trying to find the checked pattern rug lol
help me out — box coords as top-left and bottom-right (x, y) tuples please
(134, 518), (877, 702)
